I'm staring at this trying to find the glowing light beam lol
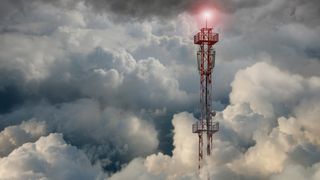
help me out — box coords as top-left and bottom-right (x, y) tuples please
(203, 11), (212, 19)
(202, 10), (213, 28)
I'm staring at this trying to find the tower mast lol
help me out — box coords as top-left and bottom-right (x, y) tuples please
(192, 18), (219, 170)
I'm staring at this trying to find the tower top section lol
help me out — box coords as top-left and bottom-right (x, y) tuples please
(194, 28), (219, 45)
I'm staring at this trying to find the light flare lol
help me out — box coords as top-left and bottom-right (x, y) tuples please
(203, 10), (212, 19)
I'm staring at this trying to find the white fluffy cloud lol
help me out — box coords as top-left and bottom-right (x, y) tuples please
(109, 61), (320, 180)
(222, 62), (320, 179)
(230, 62), (306, 117)
(109, 112), (199, 180)
(0, 133), (105, 180)
(0, 120), (47, 157)
(2, 98), (159, 169)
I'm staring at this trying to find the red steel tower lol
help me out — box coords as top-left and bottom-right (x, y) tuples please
(192, 19), (219, 169)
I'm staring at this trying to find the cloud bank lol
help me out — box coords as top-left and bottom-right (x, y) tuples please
(0, 0), (319, 179)
(0, 61), (320, 179)
(0, 133), (104, 180)
(109, 62), (320, 180)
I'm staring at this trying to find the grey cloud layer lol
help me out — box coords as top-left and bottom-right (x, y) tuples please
(3, 0), (319, 22)
(0, 2), (198, 170)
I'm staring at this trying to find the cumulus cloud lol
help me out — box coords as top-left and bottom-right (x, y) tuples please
(0, 120), (47, 157)
(108, 61), (320, 180)
(0, 98), (159, 170)
(214, 62), (320, 179)
(221, 62), (320, 178)
(0, 0), (320, 179)
(109, 112), (199, 180)
(0, 133), (105, 180)
(0, 60), (320, 180)
(0, 2), (198, 170)
(230, 62), (304, 117)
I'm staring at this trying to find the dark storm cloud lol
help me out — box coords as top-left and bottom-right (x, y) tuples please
(82, 0), (193, 20)
(0, 0), (193, 21)
(0, 85), (24, 113)
(2, 0), (318, 22)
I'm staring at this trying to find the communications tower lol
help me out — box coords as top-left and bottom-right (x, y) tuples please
(192, 15), (219, 170)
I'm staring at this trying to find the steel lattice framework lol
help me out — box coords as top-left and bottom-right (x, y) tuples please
(192, 24), (219, 170)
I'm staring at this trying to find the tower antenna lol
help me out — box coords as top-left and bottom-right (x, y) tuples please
(192, 12), (219, 172)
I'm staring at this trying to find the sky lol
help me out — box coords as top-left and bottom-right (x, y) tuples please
(0, 0), (320, 179)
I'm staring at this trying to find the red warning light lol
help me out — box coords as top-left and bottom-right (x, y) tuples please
(202, 10), (213, 19)
(191, 6), (219, 29)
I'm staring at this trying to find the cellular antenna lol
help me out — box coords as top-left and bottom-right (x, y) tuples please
(192, 11), (219, 171)
(206, 16), (207, 28)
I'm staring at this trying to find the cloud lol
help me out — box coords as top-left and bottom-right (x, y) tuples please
(0, 2), (198, 170)
(217, 62), (320, 179)
(1, 98), (159, 170)
(270, 163), (320, 180)
(0, 0), (320, 179)
(0, 0), (192, 21)
(230, 62), (305, 117)
(0, 61), (319, 180)
(221, 62), (320, 178)
(109, 112), (199, 180)
(109, 61), (320, 180)
(0, 133), (105, 180)
(0, 120), (47, 157)
(2, 0), (319, 23)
